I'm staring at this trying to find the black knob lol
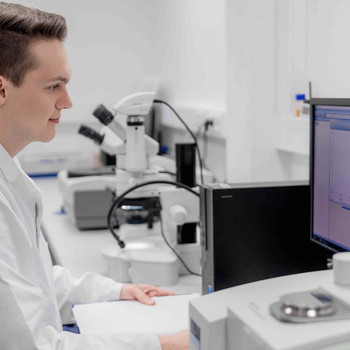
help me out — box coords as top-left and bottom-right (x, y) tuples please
(78, 124), (104, 145)
(93, 104), (114, 125)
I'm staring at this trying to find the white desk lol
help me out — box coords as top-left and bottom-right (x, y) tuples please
(34, 177), (201, 294)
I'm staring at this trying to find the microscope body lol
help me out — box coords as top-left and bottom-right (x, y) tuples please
(72, 92), (201, 285)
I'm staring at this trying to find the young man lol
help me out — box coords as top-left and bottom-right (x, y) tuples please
(0, 3), (188, 350)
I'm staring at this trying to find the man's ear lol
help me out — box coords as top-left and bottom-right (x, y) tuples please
(0, 75), (8, 106)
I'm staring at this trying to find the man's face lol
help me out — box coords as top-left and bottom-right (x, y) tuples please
(4, 39), (72, 145)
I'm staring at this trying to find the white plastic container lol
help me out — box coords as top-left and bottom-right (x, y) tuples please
(177, 243), (201, 275)
(294, 93), (305, 117)
(333, 252), (350, 286)
(129, 251), (179, 286)
(102, 236), (179, 286)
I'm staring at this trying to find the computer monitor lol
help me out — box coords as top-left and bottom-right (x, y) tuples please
(311, 98), (350, 252)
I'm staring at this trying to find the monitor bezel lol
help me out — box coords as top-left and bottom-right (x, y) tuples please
(310, 98), (350, 253)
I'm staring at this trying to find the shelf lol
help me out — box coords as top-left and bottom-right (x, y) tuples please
(276, 146), (309, 157)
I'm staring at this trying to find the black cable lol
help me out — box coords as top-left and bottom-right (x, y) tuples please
(154, 99), (204, 184)
(195, 122), (207, 168)
(107, 180), (199, 245)
(195, 120), (213, 172)
(107, 180), (201, 276)
(194, 120), (208, 138)
(203, 123), (211, 170)
(158, 211), (201, 277)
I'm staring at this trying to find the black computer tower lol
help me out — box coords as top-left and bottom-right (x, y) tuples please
(200, 182), (330, 294)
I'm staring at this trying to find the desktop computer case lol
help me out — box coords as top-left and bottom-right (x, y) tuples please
(200, 181), (329, 294)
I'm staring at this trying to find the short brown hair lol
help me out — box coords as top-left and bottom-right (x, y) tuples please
(0, 2), (67, 86)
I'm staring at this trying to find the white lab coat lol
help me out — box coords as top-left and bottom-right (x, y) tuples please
(0, 144), (161, 350)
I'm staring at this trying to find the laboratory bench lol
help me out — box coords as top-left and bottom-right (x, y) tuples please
(35, 177), (350, 349)
(34, 176), (201, 295)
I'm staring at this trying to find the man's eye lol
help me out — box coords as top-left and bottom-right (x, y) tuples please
(48, 84), (60, 91)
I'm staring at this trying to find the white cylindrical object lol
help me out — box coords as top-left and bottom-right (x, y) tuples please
(333, 252), (350, 285)
(129, 251), (179, 286)
(170, 205), (188, 225)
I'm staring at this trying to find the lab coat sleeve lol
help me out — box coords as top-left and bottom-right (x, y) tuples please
(0, 260), (161, 350)
(53, 265), (124, 324)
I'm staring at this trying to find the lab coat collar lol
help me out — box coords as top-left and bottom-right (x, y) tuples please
(0, 143), (21, 182)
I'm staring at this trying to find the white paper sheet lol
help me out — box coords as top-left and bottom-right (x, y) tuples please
(72, 293), (200, 335)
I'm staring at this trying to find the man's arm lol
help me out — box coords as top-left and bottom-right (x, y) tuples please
(54, 266), (189, 350)
(158, 330), (189, 350)
(54, 266), (176, 322)
(54, 265), (123, 324)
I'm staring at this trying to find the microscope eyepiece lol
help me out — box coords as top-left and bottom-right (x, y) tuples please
(93, 104), (114, 126)
(78, 124), (104, 145)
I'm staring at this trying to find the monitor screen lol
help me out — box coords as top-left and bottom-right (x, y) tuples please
(311, 99), (350, 252)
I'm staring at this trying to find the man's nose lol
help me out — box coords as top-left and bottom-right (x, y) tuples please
(57, 89), (73, 110)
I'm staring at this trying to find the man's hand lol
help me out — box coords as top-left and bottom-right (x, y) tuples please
(158, 330), (189, 350)
(120, 284), (176, 305)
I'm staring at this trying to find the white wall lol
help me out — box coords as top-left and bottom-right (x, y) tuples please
(16, 0), (226, 115)
(306, 0), (350, 98)
(225, 0), (285, 183)
(15, 0), (349, 182)
(15, 0), (158, 121)
(274, 0), (350, 182)
(14, 0), (227, 179)
(152, 0), (227, 181)
(225, 0), (350, 184)
(153, 0), (226, 110)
